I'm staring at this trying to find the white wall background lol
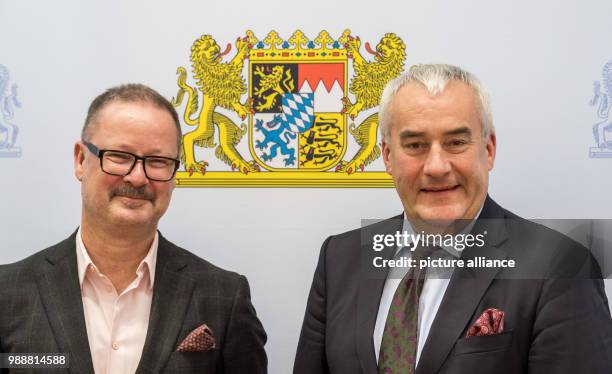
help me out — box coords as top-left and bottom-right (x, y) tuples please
(1, 1), (611, 373)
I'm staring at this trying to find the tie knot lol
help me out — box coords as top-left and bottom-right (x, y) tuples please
(411, 245), (437, 263)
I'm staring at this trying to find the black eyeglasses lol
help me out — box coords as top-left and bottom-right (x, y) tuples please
(83, 141), (180, 182)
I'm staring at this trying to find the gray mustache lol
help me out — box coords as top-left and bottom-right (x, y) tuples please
(112, 185), (154, 200)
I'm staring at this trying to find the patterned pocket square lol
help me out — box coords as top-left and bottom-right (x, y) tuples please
(176, 324), (216, 352)
(466, 307), (505, 337)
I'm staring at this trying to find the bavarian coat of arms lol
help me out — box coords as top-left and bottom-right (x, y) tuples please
(172, 29), (406, 187)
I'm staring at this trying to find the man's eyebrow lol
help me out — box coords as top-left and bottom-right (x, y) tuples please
(399, 129), (425, 139)
(445, 126), (472, 136)
(398, 126), (473, 139)
(109, 144), (167, 156)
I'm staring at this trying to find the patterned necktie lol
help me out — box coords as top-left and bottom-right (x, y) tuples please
(378, 246), (434, 374)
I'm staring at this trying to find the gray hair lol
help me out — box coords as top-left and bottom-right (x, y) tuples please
(379, 64), (494, 141)
(82, 83), (182, 153)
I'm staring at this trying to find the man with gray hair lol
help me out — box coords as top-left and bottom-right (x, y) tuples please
(0, 83), (267, 373)
(294, 64), (611, 373)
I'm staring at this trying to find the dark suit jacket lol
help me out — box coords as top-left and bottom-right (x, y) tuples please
(294, 196), (612, 374)
(0, 231), (267, 374)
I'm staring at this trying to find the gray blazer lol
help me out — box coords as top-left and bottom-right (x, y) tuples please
(0, 231), (267, 373)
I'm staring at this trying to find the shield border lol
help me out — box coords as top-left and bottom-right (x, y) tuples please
(248, 58), (348, 172)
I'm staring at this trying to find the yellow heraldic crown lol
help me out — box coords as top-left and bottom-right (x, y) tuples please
(172, 30), (407, 187)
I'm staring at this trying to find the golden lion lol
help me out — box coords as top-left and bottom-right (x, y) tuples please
(336, 32), (406, 174)
(252, 65), (294, 111)
(172, 32), (259, 175)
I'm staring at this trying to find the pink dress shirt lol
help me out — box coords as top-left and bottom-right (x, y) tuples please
(76, 229), (158, 374)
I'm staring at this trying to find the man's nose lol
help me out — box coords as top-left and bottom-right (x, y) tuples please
(123, 160), (149, 186)
(423, 143), (452, 177)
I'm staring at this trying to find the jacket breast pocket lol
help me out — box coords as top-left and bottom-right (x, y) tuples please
(453, 330), (514, 355)
(166, 350), (216, 371)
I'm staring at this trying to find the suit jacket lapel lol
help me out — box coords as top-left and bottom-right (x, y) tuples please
(356, 274), (389, 374)
(416, 196), (510, 374)
(136, 234), (195, 374)
(356, 215), (403, 374)
(35, 231), (95, 374)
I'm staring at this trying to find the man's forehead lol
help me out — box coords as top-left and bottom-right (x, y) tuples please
(89, 100), (172, 133)
(96, 100), (162, 119)
(389, 81), (482, 131)
(86, 100), (178, 150)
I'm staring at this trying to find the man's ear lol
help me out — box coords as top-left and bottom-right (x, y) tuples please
(486, 132), (497, 171)
(382, 139), (392, 175)
(74, 141), (85, 181)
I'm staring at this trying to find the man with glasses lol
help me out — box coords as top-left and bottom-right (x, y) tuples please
(0, 84), (267, 374)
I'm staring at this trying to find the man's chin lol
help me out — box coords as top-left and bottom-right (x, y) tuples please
(110, 213), (154, 228)
(109, 202), (155, 226)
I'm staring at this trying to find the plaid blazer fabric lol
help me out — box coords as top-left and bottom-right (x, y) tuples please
(0, 231), (267, 374)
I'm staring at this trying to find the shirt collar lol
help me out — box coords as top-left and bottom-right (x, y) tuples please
(75, 227), (158, 289)
(400, 204), (484, 258)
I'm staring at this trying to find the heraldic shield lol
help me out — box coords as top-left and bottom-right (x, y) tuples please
(249, 38), (347, 171)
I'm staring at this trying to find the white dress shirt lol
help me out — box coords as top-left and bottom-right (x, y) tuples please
(373, 210), (481, 365)
(76, 228), (158, 374)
